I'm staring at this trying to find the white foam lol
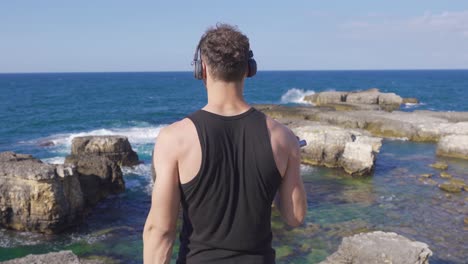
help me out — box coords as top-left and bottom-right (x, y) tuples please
(41, 156), (65, 164)
(29, 124), (168, 154)
(280, 88), (315, 104)
(404, 102), (426, 109)
(122, 163), (152, 177)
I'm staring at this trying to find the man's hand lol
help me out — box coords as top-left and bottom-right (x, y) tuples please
(143, 125), (181, 264)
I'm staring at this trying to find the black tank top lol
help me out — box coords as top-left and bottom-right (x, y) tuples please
(177, 106), (282, 264)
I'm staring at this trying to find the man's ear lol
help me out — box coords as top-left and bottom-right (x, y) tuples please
(202, 62), (207, 80)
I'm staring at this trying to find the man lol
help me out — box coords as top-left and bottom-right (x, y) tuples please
(143, 23), (307, 264)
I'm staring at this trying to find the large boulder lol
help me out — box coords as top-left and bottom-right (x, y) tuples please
(291, 123), (382, 176)
(320, 231), (432, 264)
(340, 142), (376, 175)
(65, 135), (136, 206)
(0, 152), (84, 233)
(437, 135), (468, 160)
(65, 155), (124, 206)
(378, 92), (403, 111)
(69, 136), (139, 166)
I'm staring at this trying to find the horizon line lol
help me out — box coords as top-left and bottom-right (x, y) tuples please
(1, 68), (467, 74)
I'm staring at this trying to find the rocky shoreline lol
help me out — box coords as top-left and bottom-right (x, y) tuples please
(0, 136), (139, 234)
(2, 89), (468, 263)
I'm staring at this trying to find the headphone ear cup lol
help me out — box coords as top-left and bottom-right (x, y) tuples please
(247, 58), (257, 78)
(194, 61), (203, 80)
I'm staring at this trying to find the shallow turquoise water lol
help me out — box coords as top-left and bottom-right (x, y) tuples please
(0, 71), (467, 263)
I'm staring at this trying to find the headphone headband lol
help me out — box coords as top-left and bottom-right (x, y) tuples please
(192, 47), (257, 80)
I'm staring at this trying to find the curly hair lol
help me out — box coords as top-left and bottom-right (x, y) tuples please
(198, 23), (251, 82)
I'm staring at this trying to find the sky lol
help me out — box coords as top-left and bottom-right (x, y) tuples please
(1, 1), (468, 73)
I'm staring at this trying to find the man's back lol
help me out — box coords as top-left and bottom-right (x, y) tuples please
(173, 106), (292, 263)
(142, 24), (306, 264)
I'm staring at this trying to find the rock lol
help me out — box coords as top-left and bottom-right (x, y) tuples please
(291, 123), (381, 175)
(440, 172), (452, 179)
(420, 173), (433, 178)
(69, 136), (139, 166)
(340, 142), (375, 175)
(65, 155), (124, 206)
(378, 93), (403, 111)
(439, 182), (462, 193)
(65, 136), (133, 206)
(319, 231), (432, 264)
(437, 135), (468, 160)
(347, 90), (379, 105)
(312, 91), (347, 105)
(403, 98), (420, 104)
(0, 152), (84, 233)
(0, 250), (112, 264)
(430, 162), (448, 170)
(0, 250), (81, 264)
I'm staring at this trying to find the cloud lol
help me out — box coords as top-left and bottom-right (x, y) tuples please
(341, 10), (468, 38)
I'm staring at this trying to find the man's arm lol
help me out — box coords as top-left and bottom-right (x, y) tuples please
(143, 126), (181, 264)
(274, 129), (307, 227)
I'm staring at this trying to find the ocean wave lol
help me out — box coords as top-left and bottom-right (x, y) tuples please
(404, 102), (426, 109)
(280, 88), (315, 104)
(27, 124), (167, 154)
(41, 156), (65, 164)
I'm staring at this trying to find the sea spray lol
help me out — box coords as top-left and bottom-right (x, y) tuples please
(280, 88), (315, 104)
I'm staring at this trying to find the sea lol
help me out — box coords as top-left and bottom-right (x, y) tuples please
(0, 70), (467, 263)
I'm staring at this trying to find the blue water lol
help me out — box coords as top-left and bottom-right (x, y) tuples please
(0, 70), (467, 263)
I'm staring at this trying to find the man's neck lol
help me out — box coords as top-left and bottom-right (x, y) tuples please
(203, 80), (250, 115)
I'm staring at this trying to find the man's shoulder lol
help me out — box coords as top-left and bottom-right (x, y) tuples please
(156, 118), (196, 149)
(264, 114), (297, 147)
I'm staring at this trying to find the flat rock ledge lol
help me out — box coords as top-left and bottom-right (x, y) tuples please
(319, 231), (432, 264)
(304, 88), (404, 111)
(255, 104), (468, 143)
(0, 152), (84, 233)
(437, 134), (468, 160)
(0, 250), (109, 264)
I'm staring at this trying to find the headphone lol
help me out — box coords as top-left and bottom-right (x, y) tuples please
(192, 46), (257, 80)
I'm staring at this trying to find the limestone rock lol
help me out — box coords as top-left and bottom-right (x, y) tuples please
(378, 92), (403, 111)
(70, 136), (139, 166)
(347, 90), (379, 105)
(429, 162), (448, 170)
(65, 154), (124, 206)
(403, 98), (420, 104)
(291, 123), (382, 176)
(0, 251), (80, 264)
(340, 142), (375, 175)
(0, 250), (113, 264)
(320, 231), (432, 264)
(313, 91), (347, 105)
(0, 152), (84, 233)
(439, 182), (462, 193)
(437, 134), (468, 160)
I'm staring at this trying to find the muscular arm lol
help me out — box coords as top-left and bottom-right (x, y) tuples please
(143, 126), (180, 264)
(274, 128), (307, 227)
